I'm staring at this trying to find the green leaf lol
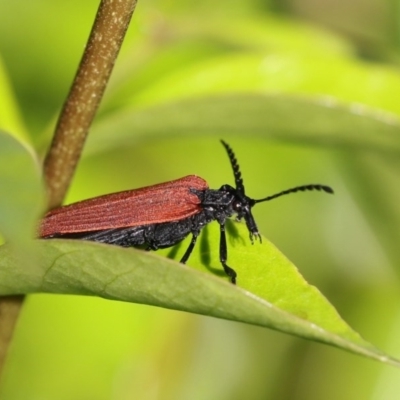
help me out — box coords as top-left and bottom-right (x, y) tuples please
(0, 222), (398, 367)
(88, 94), (400, 157)
(111, 47), (400, 115)
(0, 131), (44, 245)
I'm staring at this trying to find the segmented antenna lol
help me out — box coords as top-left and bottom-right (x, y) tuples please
(254, 184), (333, 204)
(221, 140), (245, 194)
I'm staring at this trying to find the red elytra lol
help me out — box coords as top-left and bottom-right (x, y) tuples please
(39, 175), (208, 238)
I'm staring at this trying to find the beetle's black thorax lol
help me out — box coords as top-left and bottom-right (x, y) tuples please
(194, 187), (235, 222)
(194, 185), (260, 242)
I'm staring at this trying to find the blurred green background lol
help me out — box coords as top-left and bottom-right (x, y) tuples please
(1, 0), (400, 399)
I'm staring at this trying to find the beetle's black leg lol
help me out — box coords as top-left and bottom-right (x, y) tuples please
(219, 223), (237, 284)
(180, 233), (198, 264)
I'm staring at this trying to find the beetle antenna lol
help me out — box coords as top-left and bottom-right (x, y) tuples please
(254, 184), (334, 204)
(221, 140), (245, 194)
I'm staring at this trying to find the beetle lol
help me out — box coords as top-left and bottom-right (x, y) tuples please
(39, 140), (333, 284)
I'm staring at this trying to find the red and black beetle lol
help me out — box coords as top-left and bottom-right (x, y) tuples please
(40, 141), (333, 283)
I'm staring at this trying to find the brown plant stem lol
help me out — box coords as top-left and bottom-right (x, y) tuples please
(0, 296), (24, 372)
(0, 0), (138, 379)
(44, 0), (138, 209)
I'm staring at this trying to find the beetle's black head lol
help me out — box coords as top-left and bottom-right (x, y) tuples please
(220, 140), (333, 243)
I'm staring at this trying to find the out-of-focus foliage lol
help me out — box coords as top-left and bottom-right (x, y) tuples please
(0, 0), (400, 399)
